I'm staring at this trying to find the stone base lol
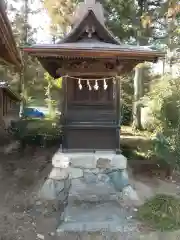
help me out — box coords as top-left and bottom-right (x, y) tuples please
(38, 149), (140, 234)
(52, 150), (127, 170)
(57, 201), (139, 234)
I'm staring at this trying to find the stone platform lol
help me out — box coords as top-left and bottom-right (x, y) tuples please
(39, 150), (139, 235)
(57, 201), (139, 234)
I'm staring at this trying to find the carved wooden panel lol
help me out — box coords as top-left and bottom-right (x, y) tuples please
(56, 59), (117, 75)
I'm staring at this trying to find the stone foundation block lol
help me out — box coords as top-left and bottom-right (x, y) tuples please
(39, 176), (71, 201)
(95, 154), (127, 170)
(111, 154), (127, 169)
(96, 158), (111, 169)
(52, 152), (70, 168)
(68, 167), (83, 179)
(64, 177), (71, 193)
(69, 154), (97, 169)
(39, 179), (64, 200)
(49, 167), (69, 180)
(83, 172), (97, 183)
(107, 169), (129, 191)
(84, 168), (100, 174)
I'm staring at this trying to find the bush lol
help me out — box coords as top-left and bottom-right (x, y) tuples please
(10, 118), (62, 147)
(143, 75), (180, 133)
(142, 75), (180, 170)
(121, 103), (132, 125)
(137, 194), (180, 231)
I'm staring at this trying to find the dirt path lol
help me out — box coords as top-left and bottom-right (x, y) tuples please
(0, 146), (58, 240)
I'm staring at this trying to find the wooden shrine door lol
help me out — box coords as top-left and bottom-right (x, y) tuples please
(62, 76), (117, 151)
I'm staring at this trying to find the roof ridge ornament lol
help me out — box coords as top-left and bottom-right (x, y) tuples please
(72, 0), (105, 27)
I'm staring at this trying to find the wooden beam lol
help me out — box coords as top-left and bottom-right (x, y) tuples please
(56, 71), (117, 77)
(115, 75), (121, 154)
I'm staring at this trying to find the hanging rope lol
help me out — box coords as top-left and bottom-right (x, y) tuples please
(103, 78), (108, 90)
(61, 75), (115, 81)
(94, 80), (99, 90)
(78, 78), (82, 90)
(87, 80), (92, 91)
(62, 75), (115, 91)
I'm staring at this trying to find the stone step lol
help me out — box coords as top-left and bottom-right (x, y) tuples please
(68, 177), (118, 202)
(57, 201), (140, 234)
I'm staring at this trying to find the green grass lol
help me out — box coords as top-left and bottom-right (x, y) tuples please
(121, 126), (155, 161)
(137, 194), (180, 231)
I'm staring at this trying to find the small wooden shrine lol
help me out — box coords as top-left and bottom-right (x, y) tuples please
(24, 0), (164, 152)
(0, 0), (22, 69)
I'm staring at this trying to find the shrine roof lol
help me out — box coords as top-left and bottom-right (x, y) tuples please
(24, 42), (164, 60)
(24, 0), (164, 60)
(58, 10), (120, 45)
(23, 0), (165, 78)
(25, 42), (161, 52)
(0, 0), (22, 70)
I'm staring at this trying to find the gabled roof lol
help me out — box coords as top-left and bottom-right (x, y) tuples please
(59, 10), (120, 45)
(0, 0), (22, 70)
(24, 1), (164, 58)
(0, 82), (20, 101)
(23, 0), (165, 78)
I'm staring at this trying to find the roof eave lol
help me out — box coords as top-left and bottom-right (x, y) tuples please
(0, 1), (22, 70)
(23, 47), (165, 61)
(4, 88), (20, 101)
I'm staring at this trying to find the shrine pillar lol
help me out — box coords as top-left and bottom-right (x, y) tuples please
(115, 75), (121, 154)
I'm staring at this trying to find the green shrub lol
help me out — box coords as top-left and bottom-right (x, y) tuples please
(142, 75), (180, 170)
(10, 118), (62, 147)
(143, 75), (180, 133)
(121, 103), (132, 125)
(137, 194), (180, 231)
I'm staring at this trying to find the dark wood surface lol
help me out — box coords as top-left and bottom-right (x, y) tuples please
(64, 128), (116, 150)
(61, 76), (118, 151)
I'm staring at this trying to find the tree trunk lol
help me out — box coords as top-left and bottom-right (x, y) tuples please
(132, 0), (149, 129)
(133, 66), (144, 129)
(20, 0), (29, 114)
(47, 83), (53, 116)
